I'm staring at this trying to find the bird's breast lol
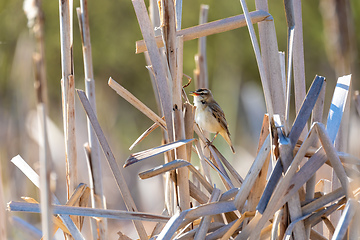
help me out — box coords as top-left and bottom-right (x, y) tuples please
(195, 107), (222, 133)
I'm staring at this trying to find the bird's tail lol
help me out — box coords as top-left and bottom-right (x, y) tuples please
(220, 131), (235, 154)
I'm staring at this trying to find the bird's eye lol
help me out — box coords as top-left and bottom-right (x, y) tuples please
(201, 100), (205, 104)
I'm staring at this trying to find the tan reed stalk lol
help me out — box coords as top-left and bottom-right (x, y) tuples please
(306, 80), (326, 233)
(283, 0), (295, 129)
(174, 35), (190, 211)
(76, 90), (148, 239)
(238, 0), (274, 117)
(108, 77), (166, 130)
(194, 188), (221, 240)
(37, 104), (53, 240)
(136, 10), (271, 54)
(9, 201), (171, 223)
(292, 0), (307, 117)
(234, 135), (270, 211)
(194, 4), (209, 90)
(59, 0), (77, 205)
(254, 0), (284, 118)
(244, 115), (270, 214)
(76, 0), (106, 238)
(11, 155), (84, 239)
(131, 0), (174, 144)
(124, 139), (194, 167)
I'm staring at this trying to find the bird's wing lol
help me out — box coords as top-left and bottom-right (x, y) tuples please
(208, 101), (231, 135)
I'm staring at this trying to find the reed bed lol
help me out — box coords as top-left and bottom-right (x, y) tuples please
(6, 0), (360, 239)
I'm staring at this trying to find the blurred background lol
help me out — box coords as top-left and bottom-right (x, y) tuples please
(1, 0), (360, 238)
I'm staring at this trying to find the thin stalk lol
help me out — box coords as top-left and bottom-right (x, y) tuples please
(9, 202), (170, 223)
(136, 10), (271, 54)
(37, 104), (53, 240)
(76, 90), (148, 239)
(239, 0), (274, 117)
(194, 4), (209, 90)
(131, 0), (174, 144)
(173, 35), (190, 211)
(59, 0), (77, 200)
(76, 1), (106, 238)
(11, 155), (84, 239)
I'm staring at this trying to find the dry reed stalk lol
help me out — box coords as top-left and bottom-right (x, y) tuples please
(150, 209), (169, 238)
(221, 211), (255, 240)
(158, 201), (237, 239)
(176, 222), (225, 239)
(129, 120), (162, 150)
(302, 180), (360, 217)
(76, 0), (106, 238)
(305, 80), (326, 226)
(22, 197), (70, 235)
(139, 159), (214, 196)
(194, 188), (221, 240)
(348, 201), (360, 239)
(189, 181), (210, 204)
(131, 0), (174, 144)
(10, 155), (84, 239)
(194, 140), (212, 187)
(108, 77), (166, 130)
(136, 10), (271, 54)
(9, 201), (171, 223)
(255, 0), (284, 118)
(234, 135), (270, 210)
(315, 123), (353, 198)
(330, 198), (358, 240)
(257, 76), (325, 215)
(327, 74), (352, 226)
(173, 35), (190, 211)
(211, 146), (243, 187)
(59, 0), (77, 201)
(292, 0), (307, 116)
(161, 0), (177, 80)
(76, 90), (148, 239)
(326, 75), (351, 143)
(124, 139), (194, 167)
(243, 115), (270, 228)
(22, 183), (90, 238)
(283, 0), (295, 128)
(310, 229), (328, 240)
(37, 103), (53, 240)
(238, 0), (274, 117)
(183, 102), (194, 162)
(245, 72), (351, 238)
(139, 160), (191, 179)
(194, 4), (209, 90)
(193, 5), (212, 193)
(193, 125), (233, 189)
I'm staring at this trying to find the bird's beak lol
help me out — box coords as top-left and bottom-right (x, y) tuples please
(190, 91), (198, 96)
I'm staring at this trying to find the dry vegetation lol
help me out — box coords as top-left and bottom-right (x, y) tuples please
(4, 0), (360, 239)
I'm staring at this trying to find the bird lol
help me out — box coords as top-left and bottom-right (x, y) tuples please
(190, 88), (235, 153)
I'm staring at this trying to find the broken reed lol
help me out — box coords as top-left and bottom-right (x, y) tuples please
(7, 0), (360, 239)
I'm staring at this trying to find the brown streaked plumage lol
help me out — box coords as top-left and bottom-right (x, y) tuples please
(190, 88), (235, 153)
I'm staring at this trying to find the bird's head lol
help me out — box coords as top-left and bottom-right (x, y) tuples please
(190, 88), (213, 103)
